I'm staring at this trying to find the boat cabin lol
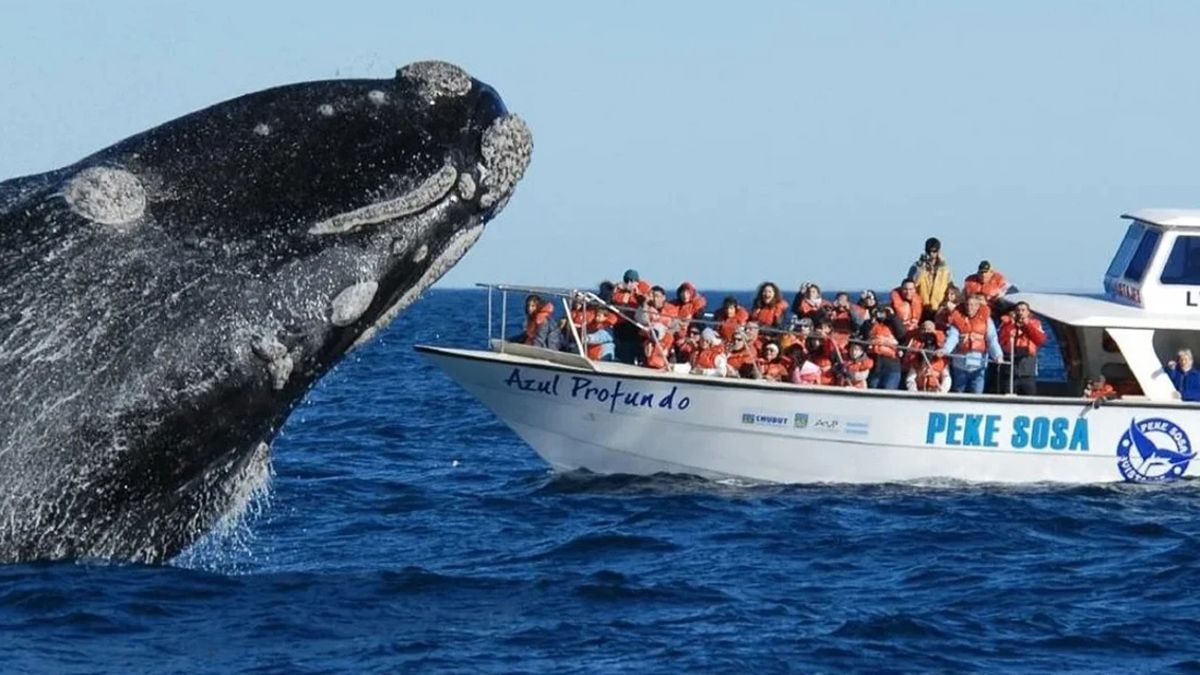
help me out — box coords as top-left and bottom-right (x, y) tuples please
(1011, 208), (1200, 402)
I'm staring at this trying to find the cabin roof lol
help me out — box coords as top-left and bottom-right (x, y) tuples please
(1010, 292), (1199, 330)
(1123, 209), (1200, 229)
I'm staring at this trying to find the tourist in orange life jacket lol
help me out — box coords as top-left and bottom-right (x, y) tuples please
(691, 328), (728, 377)
(889, 278), (924, 333)
(509, 294), (555, 346)
(997, 300), (1046, 395)
(751, 281), (790, 329)
(1084, 376), (1118, 401)
(857, 306), (905, 390)
(939, 294), (1004, 394)
(963, 260), (1010, 308)
(744, 321), (766, 354)
(778, 316), (812, 356)
(933, 285), (962, 330)
(838, 342), (874, 389)
(757, 342), (791, 382)
(639, 286), (680, 340)
(675, 323), (703, 365)
(725, 328), (759, 378)
(792, 282), (828, 321)
(669, 281), (707, 324)
(827, 293), (855, 348)
(716, 296), (750, 342)
(903, 320), (951, 393)
(612, 269), (651, 307)
(804, 336), (836, 385)
(785, 344), (818, 385)
(642, 323), (674, 370)
(581, 305), (616, 361)
(814, 318), (840, 358)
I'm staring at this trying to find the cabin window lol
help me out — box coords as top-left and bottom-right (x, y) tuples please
(1105, 222), (1144, 279)
(1123, 228), (1161, 282)
(1159, 235), (1200, 285)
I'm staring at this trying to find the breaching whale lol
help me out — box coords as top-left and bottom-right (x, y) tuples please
(0, 61), (532, 562)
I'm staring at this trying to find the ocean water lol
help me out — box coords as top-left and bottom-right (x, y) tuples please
(4, 289), (1200, 673)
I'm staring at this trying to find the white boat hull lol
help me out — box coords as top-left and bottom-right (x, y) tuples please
(419, 345), (1200, 484)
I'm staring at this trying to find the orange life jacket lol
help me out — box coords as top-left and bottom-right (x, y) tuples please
(1087, 383), (1117, 400)
(902, 332), (946, 372)
(949, 308), (992, 354)
(867, 322), (899, 360)
(524, 303), (554, 344)
(692, 344), (725, 370)
(997, 316), (1046, 357)
(726, 346), (758, 375)
(889, 288), (924, 331)
(963, 272), (1008, 301)
(841, 356), (874, 388)
(717, 307), (750, 342)
(612, 280), (651, 307)
(670, 283), (707, 320)
(810, 355), (835, 386)
(757, 358), (790, 381)
(751, 299), (789, 328)
(798, 298), (826, 317)
(913, 358), (949, 392)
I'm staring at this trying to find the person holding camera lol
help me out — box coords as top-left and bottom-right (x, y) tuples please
(997, 301), (1046, 395)
(858, 305), (906, 390)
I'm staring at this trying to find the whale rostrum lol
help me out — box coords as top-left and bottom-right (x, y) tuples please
(0, 61), (532, 563)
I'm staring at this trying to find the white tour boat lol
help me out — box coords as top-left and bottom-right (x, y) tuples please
(419, 209), (1200, 484)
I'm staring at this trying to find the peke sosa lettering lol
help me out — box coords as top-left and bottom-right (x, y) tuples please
(504, 368), (691, 413)
(925, 412), (1089, 451)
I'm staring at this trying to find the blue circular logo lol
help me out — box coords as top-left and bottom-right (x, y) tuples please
(1117, 418), (1194, 482)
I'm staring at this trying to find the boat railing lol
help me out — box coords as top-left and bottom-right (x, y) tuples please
(476, 282), (1020, 392)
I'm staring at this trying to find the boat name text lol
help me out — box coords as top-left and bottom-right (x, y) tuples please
(504, 368), (691, 413)
(925, 412), (1089, 451)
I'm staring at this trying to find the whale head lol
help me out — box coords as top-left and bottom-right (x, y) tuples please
(0, 61), (532, 562)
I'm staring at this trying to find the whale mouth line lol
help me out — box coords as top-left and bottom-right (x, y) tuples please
(308, 163), (459, 236)
(308, 113), (532, 238)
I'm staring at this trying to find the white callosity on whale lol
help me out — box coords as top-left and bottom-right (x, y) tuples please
(0, 60), (532, 563)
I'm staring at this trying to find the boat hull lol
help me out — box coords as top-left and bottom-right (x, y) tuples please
(419, 346), (1200, 484)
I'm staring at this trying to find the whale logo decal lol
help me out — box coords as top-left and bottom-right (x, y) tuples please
(1117, 418), (1194, 482)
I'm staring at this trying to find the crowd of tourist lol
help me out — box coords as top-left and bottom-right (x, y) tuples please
(510, 237), (1122, 399)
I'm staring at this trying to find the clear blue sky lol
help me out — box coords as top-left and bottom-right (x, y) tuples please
(3, 1), (1199, 293)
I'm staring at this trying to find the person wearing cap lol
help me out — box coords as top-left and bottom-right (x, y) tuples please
(938, 294), (1004, 394)
(612, 269), (652, 307)
(907, 237), (953, 314)
(997, 301), (1046, 395)
(963, 261), (1011, 307)
(690, 328), (728, 377)
(857, 305), (906, 390)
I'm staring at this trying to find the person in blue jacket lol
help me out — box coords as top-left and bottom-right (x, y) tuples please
(1166, 348), (1200, 402)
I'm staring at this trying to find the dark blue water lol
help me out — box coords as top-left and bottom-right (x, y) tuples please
(5, 289), (1200, 673)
